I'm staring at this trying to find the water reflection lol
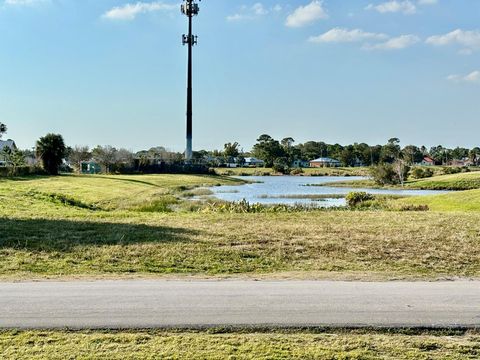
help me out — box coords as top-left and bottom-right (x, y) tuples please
(208, 176), (447, 207)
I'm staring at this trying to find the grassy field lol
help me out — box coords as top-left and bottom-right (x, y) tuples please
(400, 189), (480, 212)
(1, 174), (480, 280)
(404, 171), (480, 190)
(1, 330), (479, 359)
(214, 166), (370, 177)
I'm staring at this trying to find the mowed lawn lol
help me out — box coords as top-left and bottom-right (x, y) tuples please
(404, 171), (480, 190)
(1, 330), (479, 360)
(1, 174), (479, 279)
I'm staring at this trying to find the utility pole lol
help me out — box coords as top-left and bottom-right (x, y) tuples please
(181, 0), (200, 162)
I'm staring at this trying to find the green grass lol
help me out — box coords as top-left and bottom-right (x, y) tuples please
(404, 171), (480, 190)
(319, 171), (480, 191)
(0, 174), (243, 211)
(1, 330), (479, 359)
(1, 174), (480, 280)
(399, 189), (480, 212)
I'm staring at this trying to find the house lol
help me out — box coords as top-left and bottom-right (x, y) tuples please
(309, 157), (341, 168)
(0, 139), (17, 166)
(0, 139), (17, 152)
(419, 156), (435, 166)
(244, 157), (265, 167)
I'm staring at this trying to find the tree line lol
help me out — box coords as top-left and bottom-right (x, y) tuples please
(2, 122), (480, 176)
(205, 135), (480, 168)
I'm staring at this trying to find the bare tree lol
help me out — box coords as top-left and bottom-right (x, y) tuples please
(92, 146), (117, 173)
(68, 146), (91, 173)
(393, 159), (410, 187)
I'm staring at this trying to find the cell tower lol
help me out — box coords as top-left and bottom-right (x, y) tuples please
(181, 0), (200, 162)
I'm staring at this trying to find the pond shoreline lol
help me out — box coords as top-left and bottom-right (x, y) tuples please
(207, 176), (448, 207)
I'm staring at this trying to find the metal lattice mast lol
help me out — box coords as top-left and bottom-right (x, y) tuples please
(181, 0), (200, 162)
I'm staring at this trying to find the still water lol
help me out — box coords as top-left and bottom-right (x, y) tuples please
(209, 176), (447, 207)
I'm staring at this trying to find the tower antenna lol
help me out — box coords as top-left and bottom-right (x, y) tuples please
(181, 0), (201, 162)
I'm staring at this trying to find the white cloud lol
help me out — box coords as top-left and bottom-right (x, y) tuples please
(447, 70), (480, 84)
(366, 1), (417, 15)
(285, 0), (328, 28)
(365, 0), (437, 15)
(363, 34), (420, 50)
(309, 28), (388, 43)
(252, 3), (267, 16)
(102, 1), (177, 21)
(309, 29), (419, 51)
(227, 3), (280, 22)
(426, 29), (480, 53)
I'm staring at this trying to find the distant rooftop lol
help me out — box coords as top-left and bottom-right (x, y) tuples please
(310, 157), (340, 163)
(0, 139), (17, 150)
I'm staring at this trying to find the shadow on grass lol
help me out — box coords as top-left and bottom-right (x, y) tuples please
(0, 218), (198, 252)
(97, 176), (163, 188)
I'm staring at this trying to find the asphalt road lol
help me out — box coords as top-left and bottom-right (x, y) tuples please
(1, 280), (479, 329)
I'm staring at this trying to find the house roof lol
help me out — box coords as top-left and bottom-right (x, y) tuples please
(310, 157), (340, 163)
(423, 156), (435, 163)
(0, 139), (17, 151)
(245, 157), (264, 162)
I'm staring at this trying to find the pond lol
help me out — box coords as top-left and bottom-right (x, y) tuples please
(208, 176), (448, 207)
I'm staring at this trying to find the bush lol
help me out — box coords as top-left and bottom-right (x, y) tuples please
(345, 192), (375, 208)
(369, 164), (398, 185)
(272, 157), (290, 174)
(442, 167), (462, 175)
(410, 167), (434, 179)
(0, 166), (45, 177)
(369, 163), (410, 186)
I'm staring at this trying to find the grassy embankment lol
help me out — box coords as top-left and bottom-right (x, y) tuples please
(323, 171), (480, 191)
(315, 171), (480, 211)
(1, 330), (479, 359)
(1, 174), (480, 280)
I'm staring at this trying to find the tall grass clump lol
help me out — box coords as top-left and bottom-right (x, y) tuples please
(199, 199), (322, 213)
(134, 196), (178, 213)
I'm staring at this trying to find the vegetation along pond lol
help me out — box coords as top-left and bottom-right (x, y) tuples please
(209, 176), (449, 207)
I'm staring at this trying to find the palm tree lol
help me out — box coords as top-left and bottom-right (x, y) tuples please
(36, 134), (66, 175)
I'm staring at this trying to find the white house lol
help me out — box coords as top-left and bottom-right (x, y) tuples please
(244, 157), (265, 167)
(419, 156), (435, 166)
(309, 157), (341, 168)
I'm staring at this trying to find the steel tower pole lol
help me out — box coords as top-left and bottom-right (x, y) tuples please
(182, 0), (199, 162)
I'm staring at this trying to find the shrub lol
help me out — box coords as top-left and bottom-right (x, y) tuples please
(272, 157), (290, 174)
(369, 164), (397, 185)
(369, 163), (410, 186)
(345, 192), (375, 208)
(410, 167), (434, 179)
(0, 166), (45, 177)
(442, 167), (462, 175)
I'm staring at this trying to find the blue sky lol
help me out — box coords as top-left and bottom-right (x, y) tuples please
(1, 0), (479, 152)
